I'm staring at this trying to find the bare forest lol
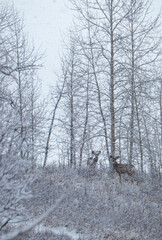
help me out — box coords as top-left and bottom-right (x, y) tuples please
(0, 0), (161, 240)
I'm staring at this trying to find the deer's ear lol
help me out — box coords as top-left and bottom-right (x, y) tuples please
(115, 156), (120, 160)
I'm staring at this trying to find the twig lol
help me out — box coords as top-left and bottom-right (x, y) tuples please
(0, 219), (10, 231)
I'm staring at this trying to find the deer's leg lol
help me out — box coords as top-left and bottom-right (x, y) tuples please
(119, 172), (122, 184)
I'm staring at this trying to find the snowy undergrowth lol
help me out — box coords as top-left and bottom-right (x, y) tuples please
(18, 165), (161, 240)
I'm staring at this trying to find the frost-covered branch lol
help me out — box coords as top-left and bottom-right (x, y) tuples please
(0, 195), (65, 240)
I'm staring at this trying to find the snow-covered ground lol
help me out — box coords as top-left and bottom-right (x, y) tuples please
(2, 166), (161, 240)
(35, 224), (85, 240)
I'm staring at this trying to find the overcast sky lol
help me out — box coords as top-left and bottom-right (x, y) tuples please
(12, 0), (162, 97)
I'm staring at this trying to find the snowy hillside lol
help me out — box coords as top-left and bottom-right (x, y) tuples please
(12, 166), (161, 240)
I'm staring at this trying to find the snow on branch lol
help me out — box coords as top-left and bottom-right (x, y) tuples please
(0, 195), (65, 240)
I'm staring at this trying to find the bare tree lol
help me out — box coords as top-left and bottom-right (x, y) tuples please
(69, 0), (130, 167)
(0, 2), (43, 230)
(43, 73), (66, 168)
(120, 0), (161, 172)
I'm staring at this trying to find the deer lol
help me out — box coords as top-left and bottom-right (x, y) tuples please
(110, 155), (135, 184)
(87, 150), (101, 168)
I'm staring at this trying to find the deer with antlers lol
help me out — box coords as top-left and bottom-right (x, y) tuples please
(110, 155), (135, 183)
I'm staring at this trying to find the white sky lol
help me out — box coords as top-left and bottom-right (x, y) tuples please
(12, 0), (73, 97)
(11, 0), (162, 97)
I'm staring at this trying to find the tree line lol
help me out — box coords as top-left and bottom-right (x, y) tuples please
(46, 0), (161, 175)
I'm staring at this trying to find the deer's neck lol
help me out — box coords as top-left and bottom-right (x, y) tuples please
(113, 161), (118, 168)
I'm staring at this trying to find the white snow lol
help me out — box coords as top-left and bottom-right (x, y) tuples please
(35, 224), (85, 240)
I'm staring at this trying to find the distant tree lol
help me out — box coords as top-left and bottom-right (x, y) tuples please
(56, 37), (98, 167)
(7, 11), (43, 163)
(120, 0), (161, 173)
(0, 2), (43, 230)
(59, 41), (82, 167)
(43, 71), (66, 168)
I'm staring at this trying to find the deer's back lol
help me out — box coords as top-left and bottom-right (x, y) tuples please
(114, 163), (135, 175)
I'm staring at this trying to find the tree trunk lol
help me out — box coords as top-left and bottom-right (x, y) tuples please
(129, 9), (135, 165)
(110, 0), (116, 160)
